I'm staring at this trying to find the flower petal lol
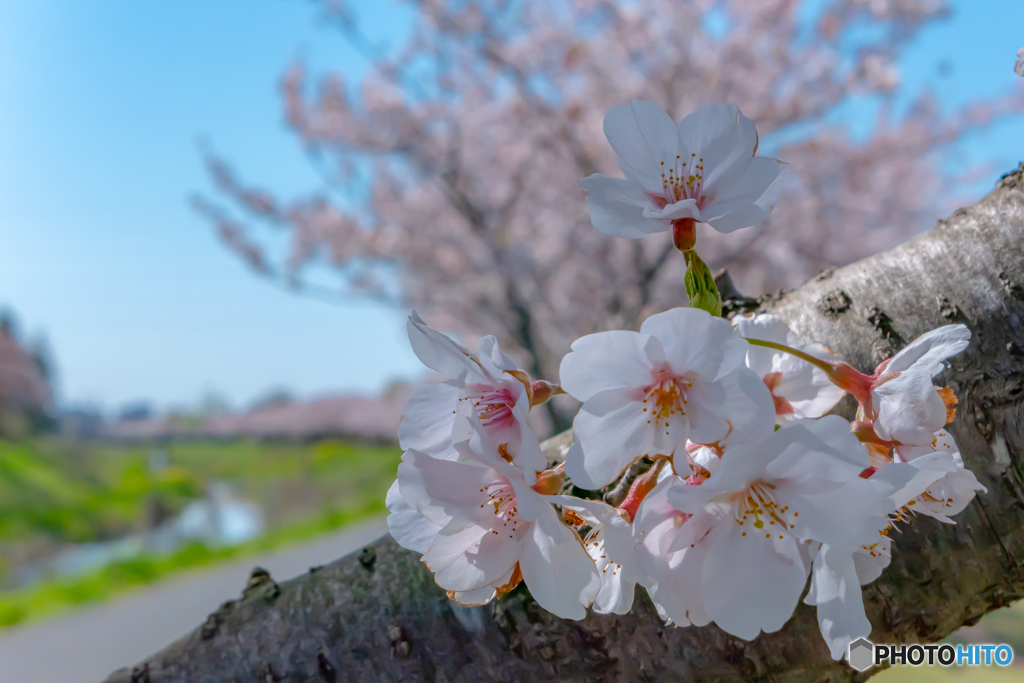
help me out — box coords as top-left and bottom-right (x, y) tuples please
(386, 479), (442, 554)
(676, 104), (758, 187)
(702, 157), (788, 233)
(567, 390), (656, 489)
(577, 174), (669, 238)
(700, 518), (808, 640)
(407, 312), (495, 387)
(397, 382), (462, 459)
(639, 308), (748, 382)
(885, 325), (970, 376)
(560, 330), (662, 402)
(873, 374), (948, 446)
(397, 449), (498, 525)
(603, 99), (682, 194)
(806, 545), (871, 661)
(422, 510), (527, 592)
(518, 504), (601, 619)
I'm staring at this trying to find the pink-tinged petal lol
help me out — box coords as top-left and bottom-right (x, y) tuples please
(578, 174), (669, 238)
(806, 545), (871, 661)
(886, 325), (970, 376)
(397, 449), (499, 525)
(702, 157), (788, 233)
(518, 504), (601, 620)
(639, 308), (748, 381)
(397, 382), (462, 459)
(560, 330), (663, 402)
(676, 104), (758, 189)
(567, 391), (656, 489)
(407, 312), (490, 383)
(700, 519), (808, 640)
(603, 99), (682, 194)
(386, 480), (442, 554)
(423, 510), (527, 592)
(872, 374), (948, 446)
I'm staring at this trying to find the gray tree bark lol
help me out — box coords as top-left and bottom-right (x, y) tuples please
(106, 166), (1024, 683)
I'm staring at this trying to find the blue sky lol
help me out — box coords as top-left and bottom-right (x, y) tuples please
(0, 0), (1021, 413)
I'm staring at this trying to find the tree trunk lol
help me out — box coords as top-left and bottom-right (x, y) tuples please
(106, 166), (1024, 683)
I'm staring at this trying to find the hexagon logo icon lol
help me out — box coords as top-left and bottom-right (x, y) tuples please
(848, 638), (874, 672)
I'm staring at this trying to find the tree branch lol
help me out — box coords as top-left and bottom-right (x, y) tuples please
(107, 165), (1024, 683)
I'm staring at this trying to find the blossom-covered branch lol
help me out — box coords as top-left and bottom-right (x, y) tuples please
(387, 99), (988, 662)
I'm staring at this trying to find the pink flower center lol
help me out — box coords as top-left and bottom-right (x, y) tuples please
(478, 481), (522, 539)
(654, 153), (706, 207)
(466, 386), (517, 431)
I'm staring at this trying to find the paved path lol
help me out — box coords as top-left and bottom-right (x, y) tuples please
(0, 518), (388, 683)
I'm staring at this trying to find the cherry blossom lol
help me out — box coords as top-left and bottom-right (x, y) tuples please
(1016, 47), (1024, 77)
(559, 307), (775, 489)
(577, 100), (788, 243)
(735, 313), (845, 423)
(392, 440), (600, 619)
(398, 312), (545, 475)
(640, 416), (892, 639)
(828, 325), (970, 446)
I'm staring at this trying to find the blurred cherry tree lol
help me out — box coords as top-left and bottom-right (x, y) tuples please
(195, 0), (1023, 431)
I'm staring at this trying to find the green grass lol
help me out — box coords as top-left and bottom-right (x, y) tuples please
(0, 437), (401, 628)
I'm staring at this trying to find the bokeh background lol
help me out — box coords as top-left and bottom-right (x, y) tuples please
(0, 1), (1022, 681)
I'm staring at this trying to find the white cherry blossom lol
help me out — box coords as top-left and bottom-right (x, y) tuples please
(559, 307), (775, 489)
(577, 100), (788, 239)
(398, 312), (545, 475)
(392, 440), (599, 619)
(869, 325), (970, 445)
(642, 416), (892, 640)
(735, 313), (845, 423)
(1016, 47), (1024, 77)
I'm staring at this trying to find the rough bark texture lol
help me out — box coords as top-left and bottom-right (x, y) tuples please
(107, 166), (1024, 683)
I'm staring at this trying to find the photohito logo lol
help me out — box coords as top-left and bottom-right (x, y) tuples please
(847, 638), (1014, 671)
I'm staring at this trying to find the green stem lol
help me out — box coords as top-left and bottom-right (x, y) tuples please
(745, 338), (835, 374)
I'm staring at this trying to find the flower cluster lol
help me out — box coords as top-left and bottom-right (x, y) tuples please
(386, 101), (983, 660)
